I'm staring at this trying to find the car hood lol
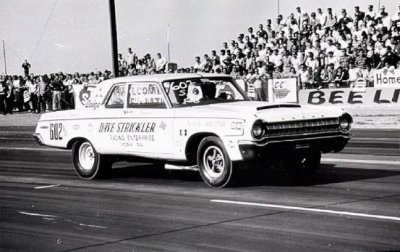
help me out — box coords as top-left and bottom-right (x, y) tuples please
(174, 101), (344, 122)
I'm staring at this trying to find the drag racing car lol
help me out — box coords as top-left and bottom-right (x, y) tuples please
(33, 73), (352, 187)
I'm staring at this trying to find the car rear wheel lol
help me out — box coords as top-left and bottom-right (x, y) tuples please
(197, 136), (233, 187)
(72, 140), (112, 179)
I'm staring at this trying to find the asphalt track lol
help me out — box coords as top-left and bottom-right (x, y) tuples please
(0, 126), (399, 251)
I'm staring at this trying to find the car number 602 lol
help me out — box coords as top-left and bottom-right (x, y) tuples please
(50, 123), (63, 140)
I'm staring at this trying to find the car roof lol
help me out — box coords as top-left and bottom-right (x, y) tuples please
(87, 73), (233, 105)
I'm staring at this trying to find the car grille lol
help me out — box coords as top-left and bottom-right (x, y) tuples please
(264, 118), (340, 139)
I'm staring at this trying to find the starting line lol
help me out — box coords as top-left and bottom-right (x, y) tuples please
(211, 199), (400, 222)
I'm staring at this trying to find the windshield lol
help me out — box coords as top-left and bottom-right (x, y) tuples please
(162, 77), (249, 107)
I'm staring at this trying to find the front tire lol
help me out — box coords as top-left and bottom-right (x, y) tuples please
(197, 136), (233, 187)
(72, 140), (112, 179)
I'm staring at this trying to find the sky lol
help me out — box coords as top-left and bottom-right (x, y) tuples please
(0, 0), (398, 75)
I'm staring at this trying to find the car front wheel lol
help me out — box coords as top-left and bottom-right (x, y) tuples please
(72, 140), (112, 179)
(197, 136), (233, 187)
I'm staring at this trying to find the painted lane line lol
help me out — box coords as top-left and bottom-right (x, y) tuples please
(211, 199), (400, 222)
(2, 147), (399, 166)
(0, 146), (66, 152)
(79, 223), (107, 229)
(34, 184), (61, 190)
(322, 158), (400, 166)
(19, 211), (57, 218)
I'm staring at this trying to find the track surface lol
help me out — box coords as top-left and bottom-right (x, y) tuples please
(0, 126), (399, 252)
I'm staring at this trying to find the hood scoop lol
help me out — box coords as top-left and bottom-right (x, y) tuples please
(256, 104), (301, 111)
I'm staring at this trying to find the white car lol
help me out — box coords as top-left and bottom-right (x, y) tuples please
(34, 74), (352, 187)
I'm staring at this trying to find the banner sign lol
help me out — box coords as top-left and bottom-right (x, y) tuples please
(299, 87), (400, 106)
(268, 78), (298, 103)
(72, 84), (103, 110)
(374, 68), (400, 88)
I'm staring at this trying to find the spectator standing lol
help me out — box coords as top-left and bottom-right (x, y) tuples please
(366, 5), (376, 20)
(5, 76), (14, 114)
(126, 47), (137, 66)
(63, 74), (74, 109)
(326, 9), (337, 27)
(0, 80), (6, 115)
(253, 68), (266, 101)
(348, 62), (359, 85)
(36, 76), (47, 113)
(51, 75), (63, 111)
(339, 48), (351, 69)
(354, 6), (365, 22)
(354, 50), (367, 69)
(26, 76), (37, 113)
(12, 76), (23, 112)
(316, 8), (327, 27)
(144, 54), (156, 74)
(118, 53), (127, 76)
(193, 56), (202, 72)
(382, 46), (399, 67)
(22, 59), (31, 77)
(155, 53), (167, 73)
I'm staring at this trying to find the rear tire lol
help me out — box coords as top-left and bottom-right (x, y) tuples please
(72, 140), (112, 179)
(197, 136), (233, 187)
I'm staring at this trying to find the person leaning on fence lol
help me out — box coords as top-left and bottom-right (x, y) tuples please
(253, 68), (265, 101)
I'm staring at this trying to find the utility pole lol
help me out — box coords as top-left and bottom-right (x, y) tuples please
(277, 0), (280, 16)
(167, 25), (171, 63)
(2, 40), (7, 75)
(108, 0), (119, 77)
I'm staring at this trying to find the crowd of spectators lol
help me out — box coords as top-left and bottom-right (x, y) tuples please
(1, 3), (400, 114)
(0, 50), (169, 115)
(188, 3), (400, 99)
(0, 69), (113, 115)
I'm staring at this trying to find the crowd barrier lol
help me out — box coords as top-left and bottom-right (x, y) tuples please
(71, 80), (399, 110)
(237, 77), (399, 107)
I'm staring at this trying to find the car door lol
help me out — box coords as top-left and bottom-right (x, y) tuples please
(85, 83), (129, 155)
(122, 82), (174, 158)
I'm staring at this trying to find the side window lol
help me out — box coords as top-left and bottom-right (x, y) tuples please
(127, 83), (166, 109)
(105, 85), (125, 108)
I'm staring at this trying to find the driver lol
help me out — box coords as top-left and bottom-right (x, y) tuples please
(200, 82), (216, 100)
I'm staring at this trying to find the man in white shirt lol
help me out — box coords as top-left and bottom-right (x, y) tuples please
(326, 51), (339, 69)
(193, 56), (202, 72)
(269, 49), (282, 69)
(366, 5), (376, 20)
(381, 12), (392, 29)
(325, 40), (337, 55)
(295, 6), (304, 26)
(347, 62), (359, 85)
(126, 48), (137, 66)
(155, 53), (167, 73)
(316, 8), (327, 26)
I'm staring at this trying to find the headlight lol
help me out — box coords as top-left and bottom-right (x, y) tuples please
(252, 120), (265, 139)
(339, 113), (352, 132)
